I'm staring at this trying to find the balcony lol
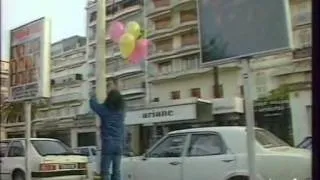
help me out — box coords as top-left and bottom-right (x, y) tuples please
(149, 43), (199, 61)
(149, 21), (197, 41)
(292, 11), (311, 28)
(120, 83), (145, 96)
(50, 93), (83, 104)
(51, 74), (83, 87)
(51, 56), (86, 70)
(147, 0), (195, 18)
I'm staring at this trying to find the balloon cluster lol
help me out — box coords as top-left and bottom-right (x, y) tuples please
(108, 21), (150, 64)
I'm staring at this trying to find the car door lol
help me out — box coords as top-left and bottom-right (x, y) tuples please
(1, 141), (25, 180)
(183, 132), (237, 180)
(0, 141), (10, 180)
(133, 134), (187, 180)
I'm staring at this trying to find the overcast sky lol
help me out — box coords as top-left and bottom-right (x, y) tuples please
(1, 0), (87, 60)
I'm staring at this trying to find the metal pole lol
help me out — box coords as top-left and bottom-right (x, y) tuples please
(241, 57), (256, 180)
(24, 101), (32, 180)
(95, 0), (106, 150)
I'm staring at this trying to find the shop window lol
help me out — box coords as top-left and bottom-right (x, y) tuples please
(77, 132), (96, 147)
(147, 135), (186, 158)
(171, 91), (180, 100)
(191, 88), (201, 98)
(187, 134), (225, 156)
(212, 84), (224, 98)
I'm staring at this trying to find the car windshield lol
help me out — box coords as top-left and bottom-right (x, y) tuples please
(31, 140), (74, 156)
(255, 129), (289, 148)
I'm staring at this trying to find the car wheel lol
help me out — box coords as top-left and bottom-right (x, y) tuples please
(228, 176), (249, 180)
(12, 170), (25, 180)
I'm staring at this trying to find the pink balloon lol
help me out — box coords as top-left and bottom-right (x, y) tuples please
(128, 39), (150, 64)
(108, 21), (125, 43)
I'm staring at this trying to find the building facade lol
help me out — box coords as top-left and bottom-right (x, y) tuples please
(0, 60), (10, 139)
(0, 60), (9, 104)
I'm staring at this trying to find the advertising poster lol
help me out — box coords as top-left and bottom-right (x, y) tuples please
(8, 17), (51, 102)
(198, 0), (292, 65)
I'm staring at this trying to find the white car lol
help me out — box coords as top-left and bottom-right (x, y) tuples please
(121, 127), (311, 180)
(73, 146), (98, 177)
(0, 138), (88, 180)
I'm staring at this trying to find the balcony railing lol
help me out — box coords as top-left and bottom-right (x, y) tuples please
(149, 43), (199, 60)
(120, 83), (145, 96)
(50, 93), (83, 104)
(52, 56), (86, 69)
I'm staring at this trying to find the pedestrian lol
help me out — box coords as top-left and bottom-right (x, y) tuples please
(89, 87), (125, 180)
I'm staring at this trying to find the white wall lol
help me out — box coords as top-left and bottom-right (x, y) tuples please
(289, 90), (312, 145)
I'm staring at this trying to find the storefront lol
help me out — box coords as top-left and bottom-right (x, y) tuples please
(254, 98), (293, 145)
(125, 98), (212, 154)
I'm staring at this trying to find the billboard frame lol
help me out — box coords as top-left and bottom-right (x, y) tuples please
(7, 17), (51, 103)
(197, 0), (294, 67)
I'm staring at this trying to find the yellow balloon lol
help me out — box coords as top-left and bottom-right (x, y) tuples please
(126, 21), (141, 39)
(119, 33), (136, 58)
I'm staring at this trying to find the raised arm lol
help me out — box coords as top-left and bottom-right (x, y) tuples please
(89, 96), (105, 117)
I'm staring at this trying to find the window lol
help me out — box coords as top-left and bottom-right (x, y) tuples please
(147, 135), (186, 158)
(154, 17), (171, 30)
(239, 85), (244, 98)
(31, 140), (73, 156)
(181, 55), (198, 71)
(181, 31), (198, 46)
(180, 9), (197, 23)
(212, 84), (224, 98)
(298, 28), (312, 48)
(0, 141), (9, 157)
(255, 129), (289, 148)
(187, 134), (225, 156)
(155, 39), (173, 53)
(89, 12), (97, 23)
(191, 88), (201, 98)
(171, 91), (180, 100)
(158, 61), (172, 74)
(8, 141), (24, 157)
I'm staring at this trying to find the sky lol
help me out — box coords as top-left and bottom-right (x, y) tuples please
(1, 0), (87, 60)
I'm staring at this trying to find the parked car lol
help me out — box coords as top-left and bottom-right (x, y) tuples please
(121, 127), (311, 180)
(296, 136), (312, 150)
(73, 146), (98, 176)
(0, 138), (88, 180)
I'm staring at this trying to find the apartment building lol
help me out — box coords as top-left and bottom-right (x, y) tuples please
(1, 36), (87, 146)
(0, 60), (9, 104)
(70, 0), (146, 148)
(0, 60), (9, 140)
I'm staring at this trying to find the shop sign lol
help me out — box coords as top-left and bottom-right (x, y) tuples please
(254, 99), (290, 117)
(125, 104), (197, 125)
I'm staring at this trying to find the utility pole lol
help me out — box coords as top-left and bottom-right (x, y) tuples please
(95, 0), (106, 150)
(213, 66), (220, 98)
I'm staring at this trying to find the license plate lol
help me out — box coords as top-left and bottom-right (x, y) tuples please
(59, 164), (76, 169)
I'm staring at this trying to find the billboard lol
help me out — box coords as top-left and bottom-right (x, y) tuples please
(8, 17), (51, 102)
(198, 0), (293, 65)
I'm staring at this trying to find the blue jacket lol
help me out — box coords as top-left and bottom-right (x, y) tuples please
(89, 97), (125, 155)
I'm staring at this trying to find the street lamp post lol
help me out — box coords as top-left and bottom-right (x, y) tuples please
(95, 0), (106, 150)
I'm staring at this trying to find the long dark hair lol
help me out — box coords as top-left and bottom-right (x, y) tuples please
(104, 90), (125, 112)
